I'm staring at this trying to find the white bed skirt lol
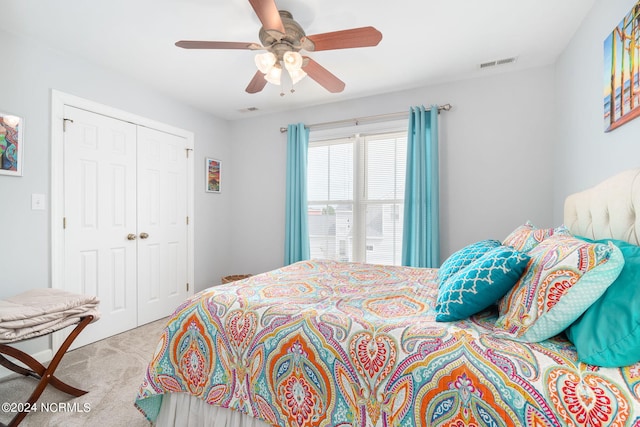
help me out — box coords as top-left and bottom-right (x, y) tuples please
(155, 393), (272, 427)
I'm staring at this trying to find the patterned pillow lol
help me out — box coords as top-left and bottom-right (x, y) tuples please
(502, 221), (569, 253)
(438, 240), (501, 285)
(494, 234), (624, 342)
(435, 246), (530, 322)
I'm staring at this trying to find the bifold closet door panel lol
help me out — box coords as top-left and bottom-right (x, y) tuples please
(63, 105), (138, 348)
(136, 126), (189, 325)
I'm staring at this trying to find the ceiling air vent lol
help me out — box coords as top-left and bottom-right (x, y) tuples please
(479, 56), (518, 69)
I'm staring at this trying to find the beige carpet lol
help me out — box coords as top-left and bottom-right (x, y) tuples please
(0, 317), (167, 426)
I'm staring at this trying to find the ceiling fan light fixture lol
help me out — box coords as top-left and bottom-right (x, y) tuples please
(254, 52), (277, 73)
(176, 3), (382, 95)
(283, 51), (303, 71)
(265, 64), (282, 85)
(288, 68), (307, 85)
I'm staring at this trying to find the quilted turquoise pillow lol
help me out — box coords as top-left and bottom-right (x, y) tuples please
(566, 238), (640, 367)
(495, 234), (624, 342)
(438, 239), (501, 285)
(435, 246), (530, 322)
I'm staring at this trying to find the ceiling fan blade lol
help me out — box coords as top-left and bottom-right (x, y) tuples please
(248, 0), (285, 33)
(175, 40), (262, 50)
(246, 70), (268, 94)
(302, 57), (345, 93)
(303, 27), (382, 51)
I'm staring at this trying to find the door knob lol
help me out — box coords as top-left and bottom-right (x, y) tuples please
(139, 232), (149, 239)
(127, 233), (137, 240)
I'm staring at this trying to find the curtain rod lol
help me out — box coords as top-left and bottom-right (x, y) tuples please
(279, 103), (452, 133)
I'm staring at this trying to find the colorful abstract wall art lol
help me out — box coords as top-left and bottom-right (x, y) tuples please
(604, 2), (640, 132)
(206, 157), (221, 193)
(0, 112), (23, 176)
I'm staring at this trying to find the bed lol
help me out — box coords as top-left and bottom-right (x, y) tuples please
(135, 169), (640, 427)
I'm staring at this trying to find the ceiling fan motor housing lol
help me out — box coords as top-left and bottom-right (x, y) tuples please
(259, 10), (310, 59)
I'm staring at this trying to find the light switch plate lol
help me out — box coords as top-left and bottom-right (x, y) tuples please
(32, 193), (46, 210)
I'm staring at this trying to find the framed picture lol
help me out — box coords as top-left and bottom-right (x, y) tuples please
(0, 112), (24, 176)
(604, 1), (640, 132)
(206, 157), (221, 193)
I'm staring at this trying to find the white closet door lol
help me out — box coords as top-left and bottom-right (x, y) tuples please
(63, 106), (138, 347)
(136, 126), (189, 324)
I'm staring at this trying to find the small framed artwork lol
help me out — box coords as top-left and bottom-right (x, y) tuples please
(0, 112), (24, 176)
(604, 0), (640, 132)
(206, 157), (221, 193)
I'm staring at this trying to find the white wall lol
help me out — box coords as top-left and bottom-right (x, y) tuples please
(0, 29), (233, 299)
(554, 0), (640, 222)
(229, 66), (557, 275)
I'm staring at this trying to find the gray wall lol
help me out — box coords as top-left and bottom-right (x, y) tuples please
(229, 66), (557, 275)
(0, 29), (233, 298)
(554, 0), (640, 222)
(4, 0), (624, 366)
(3, 0), (618, 359)
(6, 0), (608, 299)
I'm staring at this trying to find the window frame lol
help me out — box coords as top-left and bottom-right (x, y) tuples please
(307, 129), (407, 265)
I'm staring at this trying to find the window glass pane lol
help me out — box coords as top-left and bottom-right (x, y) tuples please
(395, 137), (407, 198)
(308, 203), (353, 262)
(364, 203), (404, 266)
(328, 143), (353, 201)
(366, 204), (383, 237)
(307, 145), (328, 201)
(366, 135), (407, 200)
(367, 138), (395, 200)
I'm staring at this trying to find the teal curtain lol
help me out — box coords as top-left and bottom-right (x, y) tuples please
(284, 123), (311, 265)
(402, 106), (440, 268)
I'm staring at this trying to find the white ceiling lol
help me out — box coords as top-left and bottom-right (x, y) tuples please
(3, 0), (595, 120)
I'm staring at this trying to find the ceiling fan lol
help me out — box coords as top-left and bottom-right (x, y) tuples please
(175, 0), (383, 94)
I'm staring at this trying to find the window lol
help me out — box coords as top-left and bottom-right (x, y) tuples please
(307, 131), (407, 265)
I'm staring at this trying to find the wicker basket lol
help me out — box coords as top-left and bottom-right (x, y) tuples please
(221, 274), (252, 284)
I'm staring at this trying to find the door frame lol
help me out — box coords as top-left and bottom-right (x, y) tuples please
(50, 90), (195, 350)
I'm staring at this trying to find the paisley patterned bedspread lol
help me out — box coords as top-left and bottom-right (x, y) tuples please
(135, 260), (640, 426)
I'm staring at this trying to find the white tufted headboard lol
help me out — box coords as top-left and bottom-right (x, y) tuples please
(564, 168), (640, 245)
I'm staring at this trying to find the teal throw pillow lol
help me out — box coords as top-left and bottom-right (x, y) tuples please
(435, 246), (530, 322)
(566, 238), (640, 367)
(438, 240), (501, 285)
